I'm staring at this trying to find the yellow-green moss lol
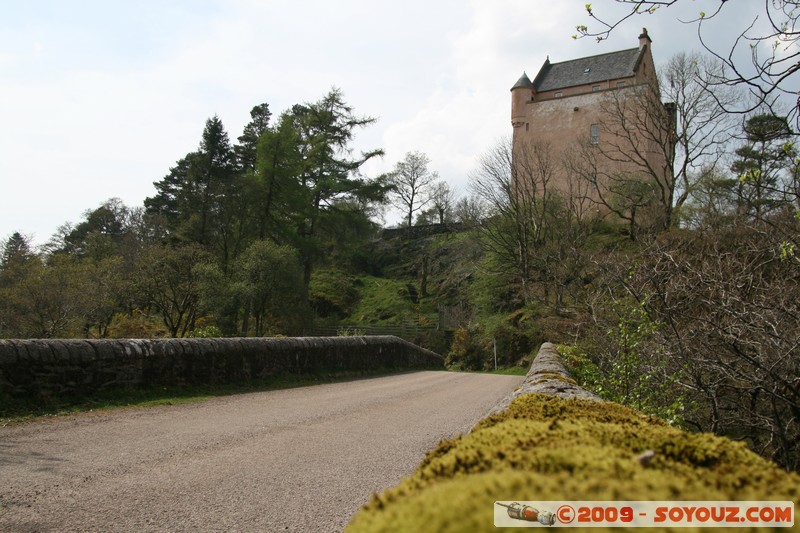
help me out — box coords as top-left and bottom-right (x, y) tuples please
(347, 394), (800, 533)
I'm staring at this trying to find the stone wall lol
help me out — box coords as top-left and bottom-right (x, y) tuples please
(0, 336), (443, 399)
(347, 343), (800, 532)
(484, 341), (600, 417)
(381, 223), (465, 240)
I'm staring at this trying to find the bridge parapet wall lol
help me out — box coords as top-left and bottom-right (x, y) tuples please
(0, 336), (443, 399)
(485, 341), (600, 417)
(346, 342), (800, 532)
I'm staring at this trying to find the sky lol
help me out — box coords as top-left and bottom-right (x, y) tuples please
(0, 0), (770, 245)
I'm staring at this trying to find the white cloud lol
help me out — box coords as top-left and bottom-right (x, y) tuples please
(0, 0), (778, 241)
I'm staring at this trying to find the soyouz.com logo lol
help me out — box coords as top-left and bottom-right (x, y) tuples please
(493, 501), (795, 527)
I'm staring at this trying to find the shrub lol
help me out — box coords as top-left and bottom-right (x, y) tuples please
(446, 325), (490, 370)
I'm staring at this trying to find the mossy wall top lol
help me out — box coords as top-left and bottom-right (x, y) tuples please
(0, 336), (443, 399)
(347, 343), (800, 532)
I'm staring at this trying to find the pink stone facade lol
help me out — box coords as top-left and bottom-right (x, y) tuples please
(510, 29), (670, 218)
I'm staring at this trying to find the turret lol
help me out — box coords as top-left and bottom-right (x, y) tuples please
(511, 72), (534, 128)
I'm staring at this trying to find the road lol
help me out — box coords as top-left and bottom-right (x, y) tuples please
(0, 370), (523, 532)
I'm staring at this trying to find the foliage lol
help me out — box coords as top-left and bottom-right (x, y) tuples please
(106, 311), (169, 339)
(187, 325), (224, 338)
(621, 227), (800, 471)
(233, 239), (309, 336)
(0, 253), (93, 338)
(337, 326), (366, 337)
(594, 299), (685, 425)
(134, 244), (212, 337)
(288, 88), (388, 286)
(309, 268), (362, 319)
(471, 138), (594, 308)
(446, 324), (490, 371)
(446, 310), (542, 371)
(558, 343), (603, 389)
(730, 113), (796, 221)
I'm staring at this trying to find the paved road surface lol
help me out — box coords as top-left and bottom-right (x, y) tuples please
(0, 371), (522, 532)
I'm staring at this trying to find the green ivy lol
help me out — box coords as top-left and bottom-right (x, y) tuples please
(600, 300), (686, 426)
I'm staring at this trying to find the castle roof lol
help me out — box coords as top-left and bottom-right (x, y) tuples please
(532, 47), (645, 92)
(511, 72), (534, 90)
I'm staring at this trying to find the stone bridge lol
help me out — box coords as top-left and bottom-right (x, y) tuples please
(0, 336), (442, 399)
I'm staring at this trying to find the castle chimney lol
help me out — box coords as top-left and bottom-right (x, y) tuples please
(638, 27), (651, 49)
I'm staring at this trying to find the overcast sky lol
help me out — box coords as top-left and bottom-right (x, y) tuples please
(1, 0), (767, 245)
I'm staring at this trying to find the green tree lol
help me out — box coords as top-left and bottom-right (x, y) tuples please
(1, 232), (35, 280)
(250, 111), (305, 241)
(235, 102), (272, 173)
(7, 254), (92, 338)
(188, 115), (237, 247)
(290, 89), (386, 287)
(680, 165), (740, 229)
(234, 240), (308, 336)
(79, 255), (130, 338)
(61, 198), (137, 260)
(145, 115), (237, 248)
(731, 113), (796, 221)
(144, 154), (193, 231)
(0, 233), (37, 337)
(135, 244), (212, 337)
(145, 116), (247, 272)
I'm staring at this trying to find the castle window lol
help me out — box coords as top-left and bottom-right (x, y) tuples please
(554, 92), (563, 98)
(526, 123), (529, 132)
(592, 85), (601, 92)
(590, 124), (599, 144)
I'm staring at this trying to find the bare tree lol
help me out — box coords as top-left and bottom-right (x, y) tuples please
(616, 227), (800, 471)
(566, 138), (660, 238)
(470, 138), (594, 310)
(430, 181), (456, 224)
(452, 195), (486, 227)
(664, 53), (742, 213)
(575, 1), (800, 126)
(571, 52), (739, 231)
(386, 151), (439, 226)
(470, 139), (552, 301)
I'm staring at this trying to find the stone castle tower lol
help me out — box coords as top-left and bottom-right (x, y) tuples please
(510, 29), (672, 221)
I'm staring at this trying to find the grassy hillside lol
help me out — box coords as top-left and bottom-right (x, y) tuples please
(309, 227), (548, 367)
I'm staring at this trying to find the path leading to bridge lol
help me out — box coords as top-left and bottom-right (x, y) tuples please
(0, 371), (523, 532)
